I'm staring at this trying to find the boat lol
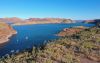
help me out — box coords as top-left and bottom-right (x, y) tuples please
(25, 36), (28, 40)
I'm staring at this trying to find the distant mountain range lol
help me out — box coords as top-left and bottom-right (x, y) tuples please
(0, 17), (75, 25)
(0, 17), (23, 23)
(83, 19), (100, 27)
(1, 17), (99, 26)
(83, 20), (95, 23)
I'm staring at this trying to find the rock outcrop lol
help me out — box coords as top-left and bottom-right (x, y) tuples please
(0, 22), (17, 44)
(57, 26), (86, 36)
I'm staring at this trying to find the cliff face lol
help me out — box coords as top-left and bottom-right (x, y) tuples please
(0, 22), (17, 44)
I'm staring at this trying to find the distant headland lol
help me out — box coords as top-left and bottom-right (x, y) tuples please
(0, 17), (75, 25)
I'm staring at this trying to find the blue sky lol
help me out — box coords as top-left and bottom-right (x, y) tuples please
(0, 0), (100, 20)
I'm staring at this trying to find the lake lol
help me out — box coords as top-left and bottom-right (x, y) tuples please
(0, 23), (95, 57)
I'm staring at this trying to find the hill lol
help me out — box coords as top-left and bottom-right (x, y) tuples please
(0, 17), (23, 23)
(83, 19), (100, 27)
(0, 17), (75, 25)
(0, 22), (17, 44)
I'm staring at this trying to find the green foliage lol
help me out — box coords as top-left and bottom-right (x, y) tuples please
(0, 27), (100, 63)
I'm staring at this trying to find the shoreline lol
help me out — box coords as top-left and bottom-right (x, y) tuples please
(0, 22), (17, 45)
(0, 31), (17, 44)
(57, 26), (86, 37)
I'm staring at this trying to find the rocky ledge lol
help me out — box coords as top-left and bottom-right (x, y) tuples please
(0, 22), (17, 44)
(57, 26), (86, 36)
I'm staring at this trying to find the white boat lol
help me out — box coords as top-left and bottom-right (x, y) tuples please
(25, 36), (28, 40)
(17, 39), (19, 42)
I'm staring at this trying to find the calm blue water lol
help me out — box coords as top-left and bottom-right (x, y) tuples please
(0, 23), (95, 57)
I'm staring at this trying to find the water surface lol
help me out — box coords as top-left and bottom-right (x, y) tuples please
(0, 23), (95, 57)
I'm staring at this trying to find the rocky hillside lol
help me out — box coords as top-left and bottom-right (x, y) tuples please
(0, 17), (74, 25)
(83, 19), (100, 24)
(13, 18), (74, 25)
(0, 22), (17, 44)
(26, 18), (74, 23)
(83, 20), (95, 23)
(0, 17), (23, 23)
(57, 26), (86, 36)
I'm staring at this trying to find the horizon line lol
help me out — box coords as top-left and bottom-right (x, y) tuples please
(0, 16), (99, 20)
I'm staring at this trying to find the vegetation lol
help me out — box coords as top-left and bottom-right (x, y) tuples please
(0, 26), (100, 63)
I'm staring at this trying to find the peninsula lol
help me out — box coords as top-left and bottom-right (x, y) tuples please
(0, 22), (17, 44)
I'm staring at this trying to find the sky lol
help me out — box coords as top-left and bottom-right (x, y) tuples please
(0, 0), (100, 20)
